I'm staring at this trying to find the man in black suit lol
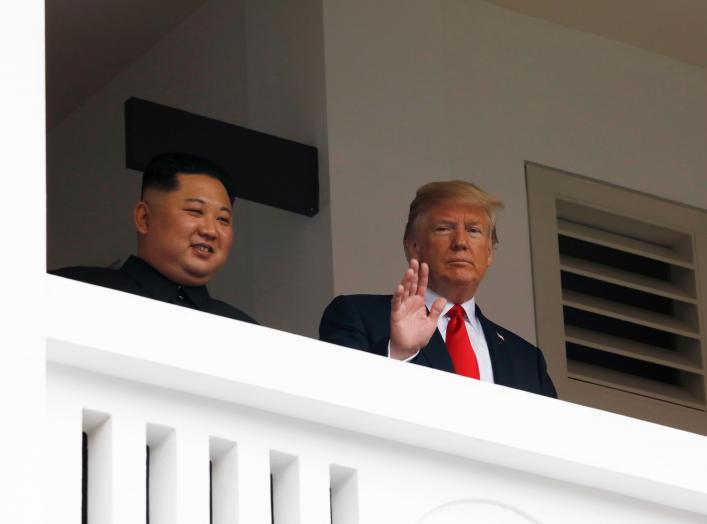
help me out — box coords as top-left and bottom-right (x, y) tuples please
(52, 153), (256, 324)
(319, 181), (555, 397)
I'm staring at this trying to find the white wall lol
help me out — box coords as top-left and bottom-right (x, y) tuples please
(322, 0), (707, 342)
(322, 0), (451, 295)
(48, 0), (707, 342)
(47, 0), (332, 336)
(243, 0), (332, 336)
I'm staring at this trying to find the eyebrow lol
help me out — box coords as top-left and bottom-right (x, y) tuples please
(433, 218), (481, 224)
(184, 197), (232, 214)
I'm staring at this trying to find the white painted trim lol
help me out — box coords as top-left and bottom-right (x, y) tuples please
(0, 2), (46, 523)
(46, 274), (707, 515)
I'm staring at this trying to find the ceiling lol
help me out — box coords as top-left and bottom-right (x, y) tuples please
(46, 0), (707, 129)
(45, 0), (207, 129)
(485, 0), (707, 69)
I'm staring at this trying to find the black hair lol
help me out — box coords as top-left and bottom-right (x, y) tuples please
(141, 153), (236, 204)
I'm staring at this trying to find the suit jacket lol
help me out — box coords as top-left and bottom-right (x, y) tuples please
(51, 255), (257, 324)
(319, 294), (556, 397)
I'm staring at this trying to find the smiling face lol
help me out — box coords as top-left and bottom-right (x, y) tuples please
(406, 201), (494, 304)
(135, 173), (233, 286)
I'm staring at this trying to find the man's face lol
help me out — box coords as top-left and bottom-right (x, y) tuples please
(135, 173), (233, 286)
(406, 201), (494, 303)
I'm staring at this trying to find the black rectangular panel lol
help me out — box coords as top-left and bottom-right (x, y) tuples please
(125, 97), (319, 216)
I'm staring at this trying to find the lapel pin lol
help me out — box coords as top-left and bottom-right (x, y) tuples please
(496, 332), (505, 341)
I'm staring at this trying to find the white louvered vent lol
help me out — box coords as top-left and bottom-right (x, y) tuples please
(557, 200), (703, 409)
(526, 163), (707, 435)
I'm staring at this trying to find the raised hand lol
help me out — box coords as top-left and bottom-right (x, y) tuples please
(389, 259), (446, 360)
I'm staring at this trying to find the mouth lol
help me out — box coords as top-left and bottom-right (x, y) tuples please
(192, 243), (215, 255)
(447, 259), (473, 266)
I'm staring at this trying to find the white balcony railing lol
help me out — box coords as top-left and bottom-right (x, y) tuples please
(46, 274), (707, 524)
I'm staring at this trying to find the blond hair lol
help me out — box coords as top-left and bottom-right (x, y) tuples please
(403, 180), (504, 259)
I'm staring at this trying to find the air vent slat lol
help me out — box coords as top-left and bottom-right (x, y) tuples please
(567, 360), (705, 410)
(562, 290), (700, 339)
(564, 325), (702, 374)
(557, 219), (693, 268)
(559, 254), (696, 304)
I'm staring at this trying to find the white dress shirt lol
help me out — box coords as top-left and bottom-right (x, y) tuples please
(388, 289), (495, 383)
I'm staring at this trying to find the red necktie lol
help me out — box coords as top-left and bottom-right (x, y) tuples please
(445, 304), (480, 379)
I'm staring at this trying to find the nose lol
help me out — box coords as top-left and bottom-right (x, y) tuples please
(450, 225), (468, 250)
(198, 215), (217, 240)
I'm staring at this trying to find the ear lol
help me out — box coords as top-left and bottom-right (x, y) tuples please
(134, 201), (150, 235)
(405, 235), (421, 261)
(486, 241), (495, 268)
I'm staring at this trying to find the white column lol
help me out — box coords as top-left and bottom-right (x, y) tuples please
(330, 464), (359, 524)
(211, 438), (239, 524)
(84, 411), (112, 524)
(46, 400), (82, 523)
(147, 424), (177, 524)
(176, 427), (210, 524)
(237, 442), (272, 524)
(0, 1), (46, 523)
(271, 451), (300, 524)
(299, 457), (332, 524)
(112, 412), (147, 522)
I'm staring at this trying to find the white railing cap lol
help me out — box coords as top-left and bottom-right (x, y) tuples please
(46, 274), (707, 515)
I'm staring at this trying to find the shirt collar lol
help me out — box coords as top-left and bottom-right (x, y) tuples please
(120, 255), (212, 311)
(425, 288), (477, 326)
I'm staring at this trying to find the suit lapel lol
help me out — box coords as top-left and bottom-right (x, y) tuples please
(418, 329), (455, 372)
(477, 306), (516, 388)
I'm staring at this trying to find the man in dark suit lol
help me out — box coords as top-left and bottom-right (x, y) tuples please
(319, 181), (555, 397)
(52, 153), (256, 324)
